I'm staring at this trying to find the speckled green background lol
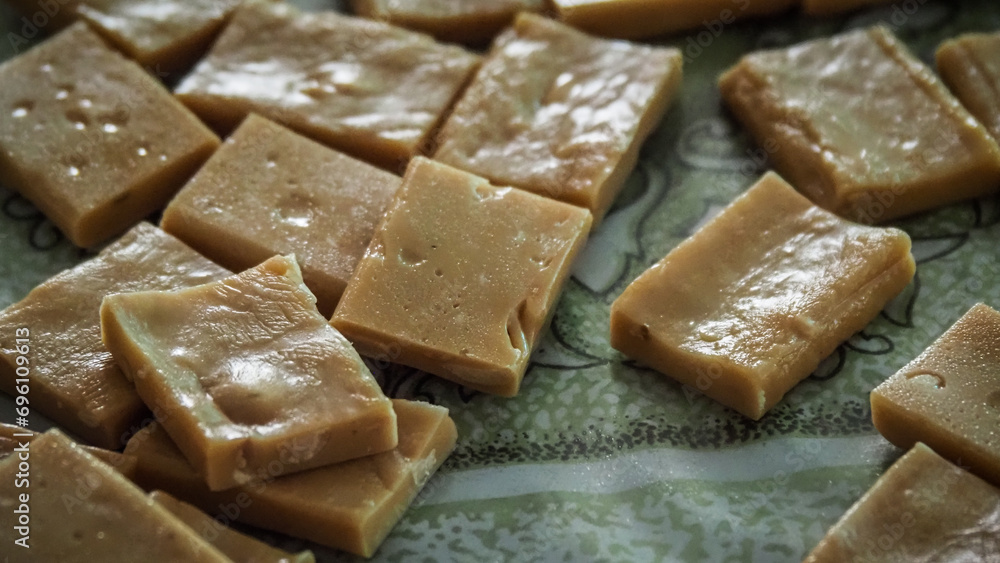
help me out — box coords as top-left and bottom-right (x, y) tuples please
(2, 1), (1000, 561)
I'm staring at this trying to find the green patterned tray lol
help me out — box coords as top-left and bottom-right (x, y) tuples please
(2, 1), (1000, 561)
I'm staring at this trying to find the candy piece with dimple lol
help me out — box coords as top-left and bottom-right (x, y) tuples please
(871, 303), (1000, 487)
(161, 114), (401, 317)
(937, 32), (1000, 142)
(610, 172), (915, 420)
(101, 254), (397, 491)
(332, 157), (593, 397)
(0, 222), (230, 450)
(0, 422), (137, 479)
(150, 491), (316, 563)
(719, 26), (1000, 223)
(433, 13), (682, 224)
(125, 399), (458, 558)
(0, 429), (231, 563)
(0, 22), (219, 247)
(803, 442), (1000, 562)
(352, 0), (545, 44)
(175, 1), (480, 170)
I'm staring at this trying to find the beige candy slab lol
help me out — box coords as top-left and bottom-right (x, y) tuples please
(872, 303), (1000, 487)
(76, 0), (251, 73)
(151, 491), (315, 563)
(937, 32), (1000, 141)
(552, 0), (796, 40)
(125, 399), (458, 558)
(804, 443), (1000, 562)
(175, 2), (480, 170)
(0, 23), (219, 248)
(101, 254), (397, 491)
(352, 0), (545, 44)
(610, 172), (915, 420)
(332, 157), (592, 397)
(0, 423), (137, 479)
(0, 223), (229, 449)
(434, 13), (682, 224)
(161, 114), (401, 317)
(0, 430), (230, 563)
(719, 26), (1000, 223)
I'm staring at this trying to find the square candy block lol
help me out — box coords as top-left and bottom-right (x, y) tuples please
(0, 430), (230, 562)
(804, 443), (1000, 562)
(75, 0), (252, 73)
(175, 2), (480, 170)
(552, 0), (796, 40)
(0, 222), (230, 449)
(126, 399), (457, 558)
(610, 172), (915, 420)
(719, 26), (1000, 223)
(332, 157), (593, 397)
(937, 32), (1000, 141)
(101, 254), (397, 491)
(872, 303), (1000, 487)
(0, 22), (219, 248)
(352, 0), (545, 44)
(161, 114), (401, 317)
(433, 13), (682, 223)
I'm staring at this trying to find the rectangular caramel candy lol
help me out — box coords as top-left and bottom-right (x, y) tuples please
(610, 172), (915, 420)
(937, 32), (1000, 141)
(720, 26), (1000, 223)
(75, 0), (250, 73)
(0, 422), (137, 479)
(332, 157), (592, 397)
(804, 442), (1000, 562)
(101, 254), (397, 491)
(175, 2), (480, 169)
(0, 22), (219, 247)
(434, 13), (681, 223)
(0, 222), (230, 449)
(125, 399), (457, 558)
(552, 0), (796, 40)
(150, 491), (315, 563)
(0, 429), (230, 563)
(161, 114), (401, 316)
(352, 0), (544, 44)
(871, 303), (1000, 487)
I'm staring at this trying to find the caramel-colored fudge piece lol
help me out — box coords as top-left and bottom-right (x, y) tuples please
(801, 0), (894, 16)
(150, 491), (316, 563)
(0, 223), (229, 449)
(610, 172), (915, 420)
(175, 2), (480, 169)
(161, 114), (401, 317)
(125, 399), (457, 558)
(937, 33), (1000, 141)
(101, 254), (397, 491)
(0, 423), (137, 478)
(352, 0), (544, 44)
(0, 430), (230, 562)
(552, 0), (796, 40)
(332, 158), (592, 396)
(871, 303), (1000, 487)
(434, 13), (682, 223)
(75, 0), (249, 73)
(804, 443), (1000, 562)
(719, 26), (1000, 223)
(0, 23), (219, 247)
